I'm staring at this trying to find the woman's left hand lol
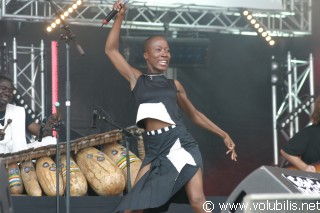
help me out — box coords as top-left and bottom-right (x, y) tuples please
(224, 135), (237, 161)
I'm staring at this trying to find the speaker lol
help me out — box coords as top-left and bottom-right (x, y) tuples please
(0, 159), (14, 213)
(221, 166), (320, 213)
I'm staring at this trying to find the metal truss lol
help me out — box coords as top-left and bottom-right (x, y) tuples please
(5, 38), (46, 123)
(0, 0), (312, 37)
(271, 52), (315, 166)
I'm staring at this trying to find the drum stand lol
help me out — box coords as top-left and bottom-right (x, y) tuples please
(96, 110), (136, 192)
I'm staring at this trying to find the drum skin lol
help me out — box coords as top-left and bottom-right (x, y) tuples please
(20, 161), (42, 196)
(102, 143), (142, 189)
(7, 163), (24, 194)
(36, 156), (64, 196)
(60, 154), (88, 196)
(75, 147), (125, 196)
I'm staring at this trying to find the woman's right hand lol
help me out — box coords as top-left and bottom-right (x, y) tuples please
(113, 0), (127, 17)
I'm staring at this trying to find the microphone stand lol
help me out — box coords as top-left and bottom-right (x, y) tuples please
(59, 25), (84, 213)
(54, 118), (63, 213)
(47, 1), (85, 213)
(96, 111), (135, 192)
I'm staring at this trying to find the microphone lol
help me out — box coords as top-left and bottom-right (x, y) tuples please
(0, 119), (12, 141)
(101, 0), (129, 26)
(38, 118), (47, 142)
(91, 108), (98, 128)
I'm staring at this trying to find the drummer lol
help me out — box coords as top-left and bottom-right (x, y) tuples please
(0, 75), (56, 154)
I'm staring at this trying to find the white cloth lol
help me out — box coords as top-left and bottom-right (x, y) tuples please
(0, 104), (28, 154)
(27, 136), (57, 149)
(136, 102), (176, 125)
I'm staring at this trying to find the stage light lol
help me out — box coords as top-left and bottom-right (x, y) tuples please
(242, 9), (276, 46)
(243, 10), (249, 16)
(55, 19), (61, 24)
(45, 0), (82, 33)
(51, 23), (57, 28)
(269, 40), (275, 46)
(271, 74), (278, 84)
(271, 62), (278, 71)
(250, 19), (256, 24)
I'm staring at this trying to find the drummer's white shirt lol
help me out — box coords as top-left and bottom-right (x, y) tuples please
(0, 104), (27, 154)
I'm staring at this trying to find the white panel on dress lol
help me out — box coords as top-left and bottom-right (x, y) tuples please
(166, 138), (196, 174)
(136, 102), (176, 125)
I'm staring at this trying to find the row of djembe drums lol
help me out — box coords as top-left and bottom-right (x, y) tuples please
(7, 143), (142, 196)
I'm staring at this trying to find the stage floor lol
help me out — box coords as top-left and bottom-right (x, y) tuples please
(11, 196), (227, 213)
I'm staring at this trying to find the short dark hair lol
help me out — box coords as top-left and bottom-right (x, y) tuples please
(0, 74), (13, 84)
(143, 35), (168, 53)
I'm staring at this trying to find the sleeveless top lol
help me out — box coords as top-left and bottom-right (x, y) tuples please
(132, 74), (183, 129)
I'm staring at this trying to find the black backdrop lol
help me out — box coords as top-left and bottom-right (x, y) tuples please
(1, 1), (320, 196)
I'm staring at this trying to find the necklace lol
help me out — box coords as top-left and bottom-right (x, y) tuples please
(144, 73), (165, 80)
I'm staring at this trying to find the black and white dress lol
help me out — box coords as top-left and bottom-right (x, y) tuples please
(114, 74), (203, 212)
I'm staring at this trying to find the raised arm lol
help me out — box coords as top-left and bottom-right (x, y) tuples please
(105, 1), (141, 90)
(175, 80), (237, 161)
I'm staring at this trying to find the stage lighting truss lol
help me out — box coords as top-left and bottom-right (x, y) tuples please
(271, 52), (315, 166)
(5, 38), (46, 124)
(242, 10), (276, 46)
(13, 88), (40, 123)
(278, 95), (315, 129)
(0, 0), (312, 37)
(46, 0), (83, 33)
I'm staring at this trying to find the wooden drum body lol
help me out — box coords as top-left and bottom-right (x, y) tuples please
(76, 147), (125, 196)
(20, 161), (42, 196)
(36, 156), (64, 196)
(102, 143), (142, 189)
(60, 154), (88, 196)
(7, 163), (24, 195)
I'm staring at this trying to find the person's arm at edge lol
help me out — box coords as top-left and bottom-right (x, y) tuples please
(280, 149), (316, 172)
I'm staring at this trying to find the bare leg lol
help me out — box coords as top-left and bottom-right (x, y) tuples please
(185, 169), (207, 213)
(123, 163), (151, 213)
